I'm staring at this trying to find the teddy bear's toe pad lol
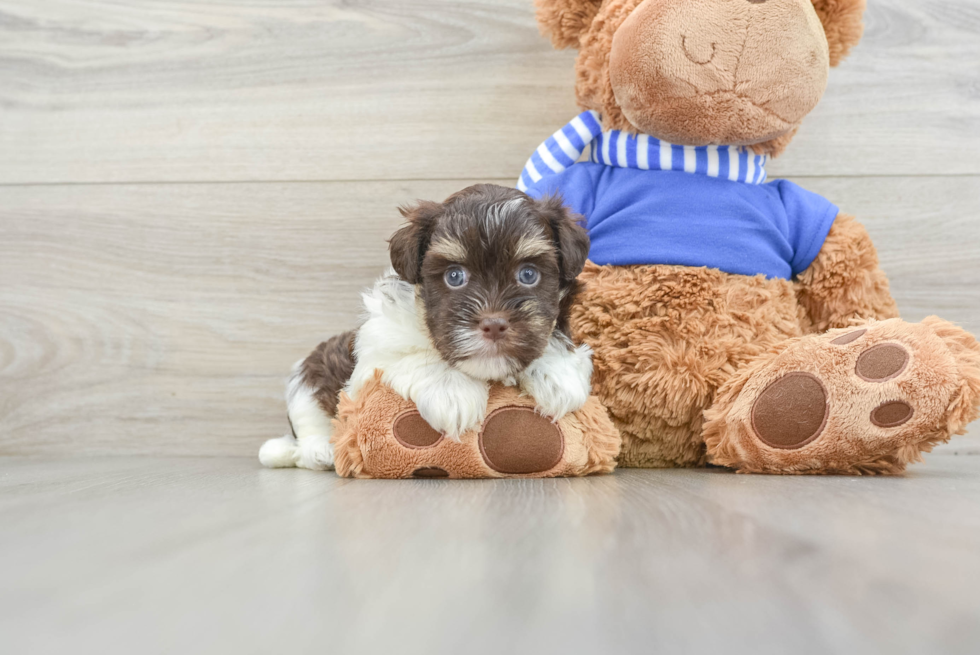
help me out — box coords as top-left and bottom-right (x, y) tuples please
(831, 329), (866, 345)
(871, 401), (914, 428)
(479, 407), (564, 474)
(751, 373), (828, 449)
(412, 466), (450, 478)
(393, 411), (443, 448)
(855, 344), (909, 381)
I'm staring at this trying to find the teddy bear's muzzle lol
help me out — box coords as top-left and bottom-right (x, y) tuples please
(608, 0), (830, 147)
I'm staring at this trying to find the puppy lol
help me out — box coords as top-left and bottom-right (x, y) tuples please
(259, 184), (593, 470)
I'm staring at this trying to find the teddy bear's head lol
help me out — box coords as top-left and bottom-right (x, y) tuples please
(536, 0), (866, 155)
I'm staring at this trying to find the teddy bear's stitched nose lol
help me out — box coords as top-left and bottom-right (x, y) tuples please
(748, 0), (768, 4)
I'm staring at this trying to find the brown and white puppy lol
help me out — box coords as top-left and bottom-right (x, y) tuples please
(259, 184), (593, 470)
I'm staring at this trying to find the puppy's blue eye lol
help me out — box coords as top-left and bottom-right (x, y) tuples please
(517, 266), (539, 286)
(444, 266), (468, 288)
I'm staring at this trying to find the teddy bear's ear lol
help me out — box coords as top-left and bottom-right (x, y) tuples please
(811, 0), (867, 66)
(534, 0), (604, 49)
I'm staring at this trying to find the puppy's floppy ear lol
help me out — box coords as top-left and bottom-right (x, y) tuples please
(811, 0), (866, 66)
(389, 201), (441, 284)
(535, 0), (604, 49)
(534, 195), (590, 283)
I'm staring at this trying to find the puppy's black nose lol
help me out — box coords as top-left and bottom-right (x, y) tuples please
(479, 317), (510, 342)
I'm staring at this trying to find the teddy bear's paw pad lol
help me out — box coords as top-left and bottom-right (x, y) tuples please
(855, 344), (909, 382)
(478, 406), (564, 474)
(393, 410), (443, 449)
(830, 329), (866, 345)
(751, 372), (829, 450)
(871, 401), (914, 428)
(411, 467), (450, 478)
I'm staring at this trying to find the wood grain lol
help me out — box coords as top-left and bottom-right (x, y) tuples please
(1, 177), (977, 457)
(1, 0), (979, 184)
(1, 455), (979, 654)
(1, 4), (978, 650)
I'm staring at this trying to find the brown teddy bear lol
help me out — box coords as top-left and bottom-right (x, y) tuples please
(520, 0), (980, 474)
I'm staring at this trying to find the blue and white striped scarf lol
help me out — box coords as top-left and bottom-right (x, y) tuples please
(517, 110), (769, 192)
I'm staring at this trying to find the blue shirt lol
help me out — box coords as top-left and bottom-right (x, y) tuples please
(525, 162), (839, 280)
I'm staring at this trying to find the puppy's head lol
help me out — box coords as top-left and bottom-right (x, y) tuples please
(389, 184), (589, 380)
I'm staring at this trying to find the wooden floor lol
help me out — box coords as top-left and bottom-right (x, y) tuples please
(2, 1), (980, 652)
(2, 455), (979, 655)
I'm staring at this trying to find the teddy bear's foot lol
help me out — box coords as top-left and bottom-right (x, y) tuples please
(704, 317), (980, 475)
(332, 376), (620, 478)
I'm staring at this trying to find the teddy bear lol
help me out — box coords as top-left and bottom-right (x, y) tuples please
(519, 0), (980, 474)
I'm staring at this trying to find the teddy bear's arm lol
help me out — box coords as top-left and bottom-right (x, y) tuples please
(795, 213), (899, 333)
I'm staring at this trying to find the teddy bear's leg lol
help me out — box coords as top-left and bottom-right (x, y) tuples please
(704, 317), (980, 474)
(570, 263), (807, 468)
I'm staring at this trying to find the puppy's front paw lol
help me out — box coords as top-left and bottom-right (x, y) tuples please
(520, 343), (593, 421)
(414, 377), (489, 440)
(521, 372), (591, 421)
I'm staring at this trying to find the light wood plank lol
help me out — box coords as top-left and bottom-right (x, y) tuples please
(0, 180), (481, 456)
(0, 177), (977, 456)
(1, 456), (979, 654)
(771, 0), (980, 178)
(1, 0), (979, 184)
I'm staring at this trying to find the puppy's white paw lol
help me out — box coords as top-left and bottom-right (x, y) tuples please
(414, 377), (489, 440)
(521, 372), (591, 420)
(520, 342), (593, 421)
(259, 434), (299, 468)
(259, 434), (335, 470)
(295, 434), (335, 471)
